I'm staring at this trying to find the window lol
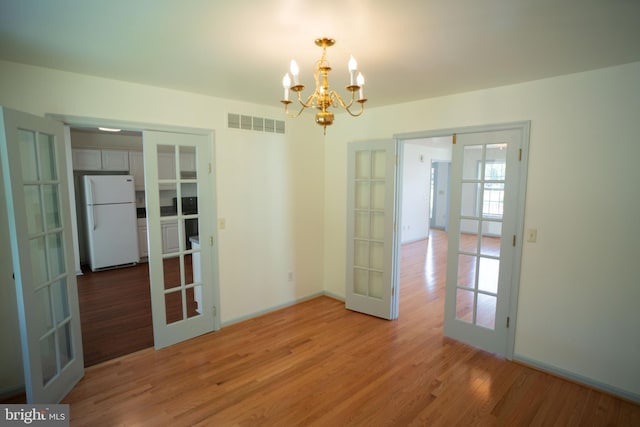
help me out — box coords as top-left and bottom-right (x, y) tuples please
(479, 161), (505, 217)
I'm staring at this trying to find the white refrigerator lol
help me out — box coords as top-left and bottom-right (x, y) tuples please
(84, 175), (139, 271)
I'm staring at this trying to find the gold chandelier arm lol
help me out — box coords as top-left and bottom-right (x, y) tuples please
(344, 100), (366, 117)
(329, 90), (366, 117)
(282, 92), (316, 118)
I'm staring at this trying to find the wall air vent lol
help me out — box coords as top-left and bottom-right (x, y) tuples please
(228, 113), (285, 134)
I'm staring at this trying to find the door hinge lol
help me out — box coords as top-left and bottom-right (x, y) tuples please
(213, 306), (217, 317)
(392, 286), (395, 296)
(506, 316), (510, 328)
(452, 133), (457, 145)
(513, 235), (516, 246)
(209, 236), (214, 246)
(518, 148), (522, 161)
(208, 163), (212, 174)
(394, 222), (397, 232)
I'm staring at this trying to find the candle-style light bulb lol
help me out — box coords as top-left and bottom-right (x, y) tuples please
(357, 72), (365, 99)
(348, 55), (358, 85)
(282, 73), (291, 101)
(290, 60), (300, 85)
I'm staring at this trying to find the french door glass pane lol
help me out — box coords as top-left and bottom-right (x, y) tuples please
(369, 271), (383, 299)
(355, 151), (370, 178)
(478, 257), (499, 293)
(477, 294), (497, 329)
(355, 182), (370, 209)
(165, 290), (184, 324)
(371, 212), (384, 240)
(25, 185), (43, 234)
(29, 237), (48, 286)
(34, 287), (53, 337)
(456, 288), (474, 323)
(354, 269), (368, 295)
(48, 232), (65, 278)
(52, 279), (70, 323)
(371, 182), (385, 209)
(457, 254), (477, 289)
(58, 323), (74, 368)
(38, 133), (56, 180)
(454, 140), (506, 331)
(42, 185), (60, 229)
(19, 130), (38, 181)
(354, 212), (369, 238)
(40, 334), (56, 386)
(351, 147), (387, 303)
(463, 145), (483, 180)
(354, 240), (369, 267)
(371, 150), (386, 179)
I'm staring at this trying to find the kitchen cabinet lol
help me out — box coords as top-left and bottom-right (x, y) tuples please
(161, 220), (179, 254)
(137, 218), (148, 259)
(129, 151), (145, 191)
(180, 152), (196, 173)
(137, 219), (178, 257)
(72, 149), (102, 170)
(72, 148), (129, 171)
(102, 150), (130, 170)
(158, 152), (175, 180)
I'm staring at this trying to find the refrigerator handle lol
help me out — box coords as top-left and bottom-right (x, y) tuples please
(88, 178), (97, 230)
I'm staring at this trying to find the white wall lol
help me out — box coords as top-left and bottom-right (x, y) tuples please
(432, 161), (450, 229)
(401, 141), (450, 243)
(0, 60), (326, 395)
(323, 62), (640, 400)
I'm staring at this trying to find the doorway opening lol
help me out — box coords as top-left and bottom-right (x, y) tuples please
(69, 127), (153, 366)
(395, 122), (529, 358)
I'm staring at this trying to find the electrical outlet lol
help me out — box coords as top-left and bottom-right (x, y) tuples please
(218, 218), (226, 230)
(527, 228), (537, 243)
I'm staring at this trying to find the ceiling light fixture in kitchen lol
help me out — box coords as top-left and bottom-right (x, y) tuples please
(281, 38), (366, 134)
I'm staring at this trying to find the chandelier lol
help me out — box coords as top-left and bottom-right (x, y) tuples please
(281, 38), (367, 134)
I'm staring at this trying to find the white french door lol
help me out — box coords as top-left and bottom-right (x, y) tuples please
(443, 126), (527, 356)
(345, 140), (399, 319)
(0, 107), (84, 402)
(142, 130), (218, 349)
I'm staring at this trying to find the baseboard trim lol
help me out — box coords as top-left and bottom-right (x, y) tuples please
(221, 292), (327, 327)
(513, 354), (640, 404)
(321, 290), (345, 302)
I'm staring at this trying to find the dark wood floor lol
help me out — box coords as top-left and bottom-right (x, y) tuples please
(78, 255), (197, 367)
(77, 262), (154, 367)
(62, 230), (640, 426)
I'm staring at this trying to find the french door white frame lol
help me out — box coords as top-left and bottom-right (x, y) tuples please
(49, 114), (222, 334)
(393, 121), (530, 359)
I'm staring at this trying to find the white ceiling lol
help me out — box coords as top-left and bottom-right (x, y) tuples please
(1, 0), (639, 109)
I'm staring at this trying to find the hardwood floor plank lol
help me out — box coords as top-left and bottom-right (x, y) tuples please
(57, 230), (640, 426)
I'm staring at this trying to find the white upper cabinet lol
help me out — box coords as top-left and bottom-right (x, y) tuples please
(72, 148), (102, 170)
(72, 148), (129, 171)
(101, 149), (129, 171)
(180, 151), (196, 173)
(129, 151), (145, 191)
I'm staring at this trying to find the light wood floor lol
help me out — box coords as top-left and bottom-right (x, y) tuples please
(63, 230), (640, 426)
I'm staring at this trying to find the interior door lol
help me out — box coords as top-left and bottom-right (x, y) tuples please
(346, 140), (399, 319)
(443, 128), (524, 356)
(142, 130), (218, 349)
(0, 107), (84, 402)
